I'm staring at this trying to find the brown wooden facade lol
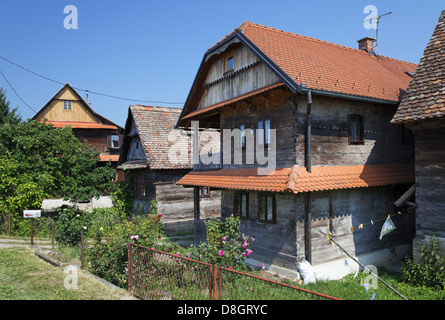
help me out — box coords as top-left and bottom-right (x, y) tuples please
(177, 21), (417, 276)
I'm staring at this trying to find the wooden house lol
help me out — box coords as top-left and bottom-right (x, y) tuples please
(118, 105), (221, 234)
(392, 10), (445, 261)
(176, 21), (417, 278)
(32, 83), (124, 166)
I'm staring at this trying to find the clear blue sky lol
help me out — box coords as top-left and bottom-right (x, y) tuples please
(0, 0), (443, 127)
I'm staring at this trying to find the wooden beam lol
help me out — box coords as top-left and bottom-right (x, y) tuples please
(394, 184), (415, 207)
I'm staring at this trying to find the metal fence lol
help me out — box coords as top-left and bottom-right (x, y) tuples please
(127, 243), (340, 300)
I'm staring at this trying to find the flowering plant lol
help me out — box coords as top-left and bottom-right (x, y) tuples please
(193, 216), (255, 270)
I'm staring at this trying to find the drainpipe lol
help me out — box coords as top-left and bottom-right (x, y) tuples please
(305, 91), (312, 173)
(305, 91), (312, 264)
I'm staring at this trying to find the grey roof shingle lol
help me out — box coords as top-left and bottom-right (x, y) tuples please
(122, 105), (220, 170)
(392, 10), (445, 123)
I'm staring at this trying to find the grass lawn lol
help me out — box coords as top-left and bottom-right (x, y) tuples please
(0, 247), (136, 300)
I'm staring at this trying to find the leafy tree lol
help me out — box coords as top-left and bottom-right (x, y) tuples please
(0, 119), (116, 202)
(0, 87), (21, 125)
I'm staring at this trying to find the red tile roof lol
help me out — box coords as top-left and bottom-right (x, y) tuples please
(392, 10), (445, 123)
(98, 154), (120, 162)
(42, 120), (118, 130)
(239, 22), (416, 102)
(177, 164), (414, 193)
(179, 21), (417, 124)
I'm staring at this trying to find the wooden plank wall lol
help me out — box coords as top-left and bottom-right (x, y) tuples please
(415, 127), (445, 238)
(199, 45), (281, 110)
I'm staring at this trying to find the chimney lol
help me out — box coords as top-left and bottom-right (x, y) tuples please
(357, 37), (376, 55)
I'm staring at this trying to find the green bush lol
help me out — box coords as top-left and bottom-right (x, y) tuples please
(85, 212), (166, 288)
(402, 235), (445, 290)
(53, 207), (88, 246)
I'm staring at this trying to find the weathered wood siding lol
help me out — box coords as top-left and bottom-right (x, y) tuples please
(198, 45), (280, 110)
(220, 87), (297, 169)
(307, 187), (415, 265)
(132, 168), (221, 233)
(221, 190), (298, 269)
(219, 89), (413, 169)
(414, 126), (445, 238)
(297, 95), (414, 166)
(221, 186), (415, 268)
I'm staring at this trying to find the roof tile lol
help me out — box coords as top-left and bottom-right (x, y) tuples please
(392, 10), (445, 123)
(177, 164), (414, 193)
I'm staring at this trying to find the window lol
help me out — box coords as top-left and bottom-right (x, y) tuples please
(258, 193), (276, 223)
(225, 51), (234, 72)
(234, 192), (249, 219)
(348, 114), (364, 145)
(199, 187), (211, 198)
(227, 56), (234, 71)
(64, 101), (72, 110)
(239, 124), (245, 148)
(134, 174), (146, 199)
(257, 119), (271, 146)
(108, 135), (120, 149)
(139, 176), (146, 198)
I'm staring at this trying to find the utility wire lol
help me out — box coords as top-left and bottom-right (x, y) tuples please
(0, 69), (37, 113)
(0, 55), (185, 105)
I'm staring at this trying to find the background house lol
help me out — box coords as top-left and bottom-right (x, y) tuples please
(177, 21), (417, 278)
(392, 10), (445, 262)
(32, 83), (124, 212)
(118, 105), (221, 234)
(32, 83), (124, 167)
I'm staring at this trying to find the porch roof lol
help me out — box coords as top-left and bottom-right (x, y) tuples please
(176, 164), (414, 193)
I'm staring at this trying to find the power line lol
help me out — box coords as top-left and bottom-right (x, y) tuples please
(0, 55), (185, 105)
(0, 69), (37, 113)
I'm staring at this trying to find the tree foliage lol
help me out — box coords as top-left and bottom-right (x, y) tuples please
(0, 120), (116, 203)
(0, 87), (21, 125)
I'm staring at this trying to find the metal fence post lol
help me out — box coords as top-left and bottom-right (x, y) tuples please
(213, 264), (218, 300)
(80, 229), (84, 269)
(128, 242), (132, 293)
(30, 218), (34, 246)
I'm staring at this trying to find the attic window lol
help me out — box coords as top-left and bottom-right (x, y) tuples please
(225, 51), (234, 72)
(227, 56), (234, 71)
(64, 101), (72, 110)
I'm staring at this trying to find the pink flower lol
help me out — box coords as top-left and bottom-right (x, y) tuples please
(130, 235), (139, 240)
(218, 250), (224, 256)
(229, 266), (233, 270)
(246, 249), (252, 255)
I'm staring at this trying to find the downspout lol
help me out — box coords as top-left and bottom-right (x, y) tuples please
(305, 91), (312, 264)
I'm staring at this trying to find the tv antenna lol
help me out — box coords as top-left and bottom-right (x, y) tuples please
(364, 11), (392, 48)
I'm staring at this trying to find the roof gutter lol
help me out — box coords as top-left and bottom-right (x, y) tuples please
(297, 84), (399, 106)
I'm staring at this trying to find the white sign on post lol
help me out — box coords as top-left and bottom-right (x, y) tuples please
(23, 210), (41, 218)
